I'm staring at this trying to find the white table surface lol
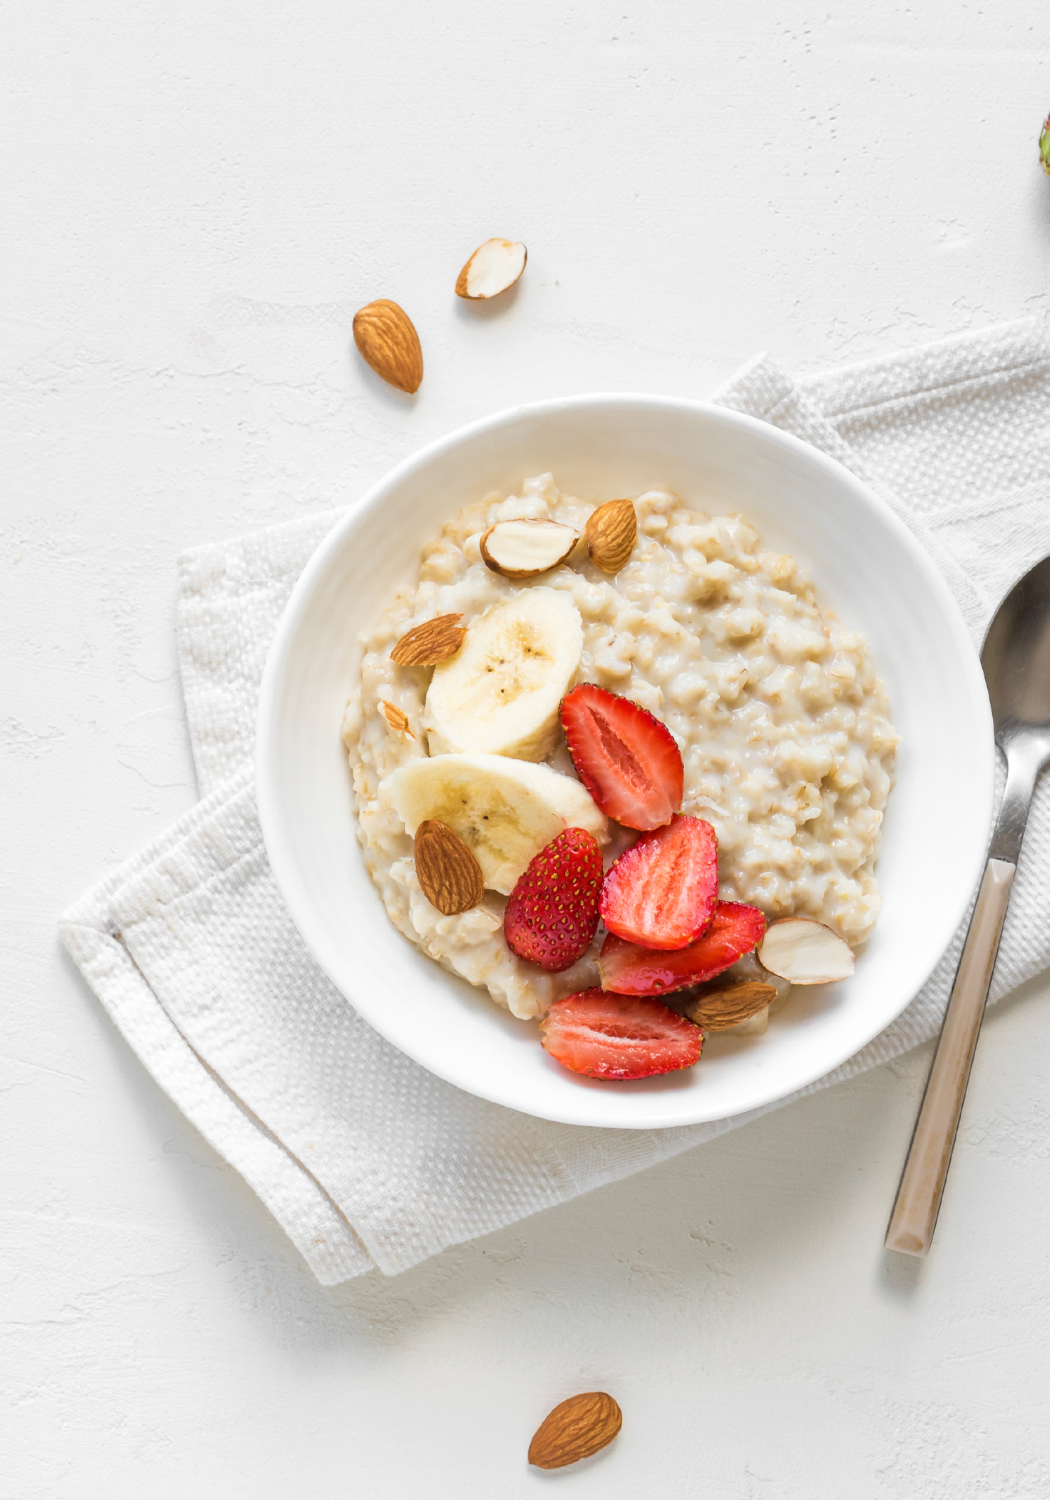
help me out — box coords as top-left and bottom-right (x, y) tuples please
(4, 3), (1050, 1495)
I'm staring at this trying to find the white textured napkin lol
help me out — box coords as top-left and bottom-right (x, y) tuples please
(60, 319), (1050, 1285)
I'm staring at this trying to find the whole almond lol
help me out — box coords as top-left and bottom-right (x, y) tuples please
(528, 1391), (622, 1470)
(414, 820), (484, 914)
(352, 299), (423, 393)
(585, 499), (637, 573)
(380, 701), (413, 737)
(675, 980), (777, 1030)
(391, 614), (467, 666)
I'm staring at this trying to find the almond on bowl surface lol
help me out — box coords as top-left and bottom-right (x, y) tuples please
(455, 237), (527, 300)
(479, 518), (578, 579)
(758, 918), (855, 984)
(585, 498), (637, 573)
(379, 700), (413, 737)
(674, 979), (777, 1030)
(390, 613), (466, 666)
(413, 820), (484, 914)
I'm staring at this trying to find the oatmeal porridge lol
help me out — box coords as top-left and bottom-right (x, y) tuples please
(341, 473), (897, 1024)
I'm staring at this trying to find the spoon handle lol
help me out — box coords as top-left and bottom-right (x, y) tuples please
(885, 857), (1014, 1257)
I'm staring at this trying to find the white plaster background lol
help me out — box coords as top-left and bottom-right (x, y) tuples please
(3, 2), (1050, 1495)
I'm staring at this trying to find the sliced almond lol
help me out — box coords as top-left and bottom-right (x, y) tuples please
(380, 701), (413, 737)
(528, 1391), (622, 1470)
(758, 918), (855, 984)
(480, 519), (579, 579)
(585, 499), (637, 574)
(352, 299), (423, 393)
(455, 238), (527, 300)
(675, 980), (777, 1031)
(391, 614), (466, 667)
(414, 820), (484, 914)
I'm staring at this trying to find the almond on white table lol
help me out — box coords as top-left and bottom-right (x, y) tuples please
(352, 299), (423, 393)
(455, 238), (527, 299)
(528, 1391), (622, 1469)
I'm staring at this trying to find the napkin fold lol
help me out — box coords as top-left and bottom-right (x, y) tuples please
(60, 319), (1050, 1285)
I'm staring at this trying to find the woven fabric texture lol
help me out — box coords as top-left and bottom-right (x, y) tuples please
(60, 319), (1050, 1284)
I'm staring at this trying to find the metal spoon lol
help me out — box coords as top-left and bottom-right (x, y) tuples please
(886, 555), (1050, 1257)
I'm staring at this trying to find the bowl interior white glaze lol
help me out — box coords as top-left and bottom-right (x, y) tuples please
(256, 397), (994, 1130)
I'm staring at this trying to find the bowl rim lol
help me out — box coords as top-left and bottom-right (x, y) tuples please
(256, 392), (995, 1129)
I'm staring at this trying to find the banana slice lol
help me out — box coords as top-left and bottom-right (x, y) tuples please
(381, 753), (608, 894)
(423, 588), (583, 761)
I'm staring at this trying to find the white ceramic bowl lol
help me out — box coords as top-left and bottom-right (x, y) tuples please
(256, 396), (994, 1130)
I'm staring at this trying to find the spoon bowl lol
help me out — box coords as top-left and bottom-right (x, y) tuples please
(983, 553), (1050, 768)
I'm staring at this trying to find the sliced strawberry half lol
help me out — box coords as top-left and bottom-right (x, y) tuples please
(539, 989), (703, 1079)
(600, 814), (718, 950)
(598, 901), (767, 996)
(560, 684), (683, 831)
(504, 827), (603, 972)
